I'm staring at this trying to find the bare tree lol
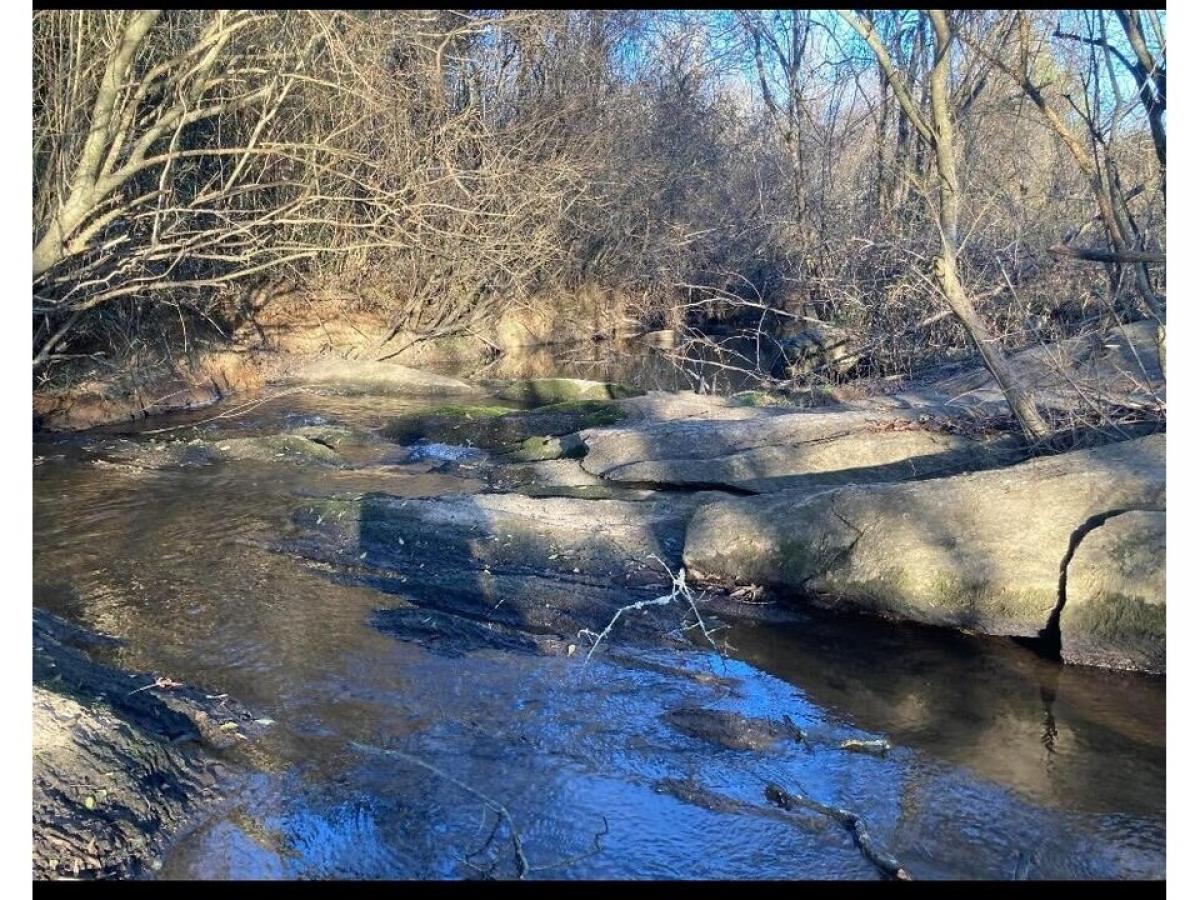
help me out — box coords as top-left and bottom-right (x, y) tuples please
(839, 9), (1052, 442)
(961, 10), (1163, 321)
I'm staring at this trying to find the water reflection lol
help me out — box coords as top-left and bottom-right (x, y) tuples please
(723, 615), (1164, 818)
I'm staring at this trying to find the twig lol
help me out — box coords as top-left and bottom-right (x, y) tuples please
(350, 741), (530, 879)
(576, 556), (722, 662)
(136, 386), (313, 434)
(126, 676), (183, 695)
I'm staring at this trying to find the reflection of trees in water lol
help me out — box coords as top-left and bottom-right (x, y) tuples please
(1039, 669), (1060, 758)
(724, 617), (1162, 817)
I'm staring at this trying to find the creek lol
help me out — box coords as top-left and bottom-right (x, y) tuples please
(32, 372), (1164, 880)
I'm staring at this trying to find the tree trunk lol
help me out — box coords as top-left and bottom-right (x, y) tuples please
(841, 9), (1052, 443)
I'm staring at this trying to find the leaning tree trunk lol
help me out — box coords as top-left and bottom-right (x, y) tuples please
(840, 8), (1052, 443)
(926, 10), (1050, 442)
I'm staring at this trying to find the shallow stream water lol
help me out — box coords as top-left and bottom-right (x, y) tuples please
(32, 382), (1165, 880)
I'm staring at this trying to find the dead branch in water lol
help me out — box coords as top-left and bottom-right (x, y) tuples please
(350, 741), (530, 879)
(136, 386), (315, 435)
(765, 782), (912, 881)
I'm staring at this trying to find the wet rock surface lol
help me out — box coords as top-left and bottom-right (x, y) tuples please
(384, 400), (627, 450)
(663, 706), (809, 752)
(32, 376), (1166, 880)
(282, 489), (728, 655)
(33, 610), (262, 879)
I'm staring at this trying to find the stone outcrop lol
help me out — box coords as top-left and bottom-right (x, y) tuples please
(1061, 510), (1166, 673)
(491, 377), (642, 404)
(33, 610), (264, 879)
(277, 358), (479, 397)
(683, 434), (1165, 652)
(580, 406), (1022, 493)
(934, 319), (1165, 414)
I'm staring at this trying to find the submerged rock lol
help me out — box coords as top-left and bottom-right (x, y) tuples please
(92, 432), (351, 470)
(285, 490), (717, 651)
(1061, 510), (1165, 673)
(210, 434), (348, 465)
(384, 400), (627, 450)
(277, 358), (479, 397)
(580, 407), (1022, 493)
(662, 706), (808, 752)
(683, 434), (1165, 658)
(492, 377), (642, 405)
(371, 607), (544, 657)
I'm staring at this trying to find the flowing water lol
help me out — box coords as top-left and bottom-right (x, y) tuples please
(32, 384), (1165, 880)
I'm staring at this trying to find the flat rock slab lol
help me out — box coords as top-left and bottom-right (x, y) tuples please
(581, 406), (1023, 493)
(278, 358), (478, 397)
(1062, 510), (1165, 673)
(92, 433), (354, 470)
(934, 319), (1165, 412)
(683, 434), (1165, 656)
(616, 390), (800, 422)
(283, 490), (722, 652)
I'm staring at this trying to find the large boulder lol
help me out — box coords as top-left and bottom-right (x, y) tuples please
(580, 407), (1022, 493)
(683, 434), (1165, 651)
(277, 358), (478, 397)
(1061, 510), (1165, 673)
(777, 323), (859, 377)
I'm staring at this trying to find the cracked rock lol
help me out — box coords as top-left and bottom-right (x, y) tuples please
(1061, 510), (1165, 673)
(682, 434), (1164, 659)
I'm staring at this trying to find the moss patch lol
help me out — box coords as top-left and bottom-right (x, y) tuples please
(507, 433), (587, 462)
(385, 400), (625, 449)
(495, 378), (642, 405)
(535, 399), (627, 427)
(1064, 591), (1165, 643)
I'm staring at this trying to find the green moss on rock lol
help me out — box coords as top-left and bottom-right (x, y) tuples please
(384, 400), (626, 450)
(1065, 592), (1165, 644)
(495, 378), (642, 405)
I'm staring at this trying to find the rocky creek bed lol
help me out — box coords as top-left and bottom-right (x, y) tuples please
(31, 327), (1166, 879)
